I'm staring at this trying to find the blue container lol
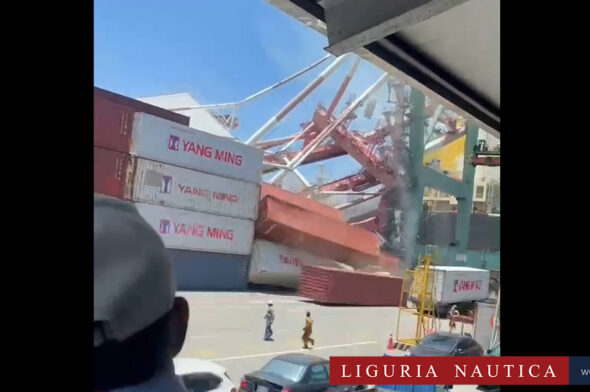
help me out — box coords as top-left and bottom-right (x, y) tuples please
(168, 249), (250, 291)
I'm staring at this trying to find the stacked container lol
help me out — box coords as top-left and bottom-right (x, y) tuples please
(250, 184), (383, 289)
(94, 88), (263, 290)
(248, 240), (344, 289)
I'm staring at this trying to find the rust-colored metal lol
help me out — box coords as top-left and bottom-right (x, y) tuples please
(94, 98), (135, 153)
(472, 156), (500, 166)
(94, 87), (189, 125)
(260, 183), (345, 222)
(311, 105), (396, 188)
(94, 87), (189, 153)
(350, 217), (378, 232)
(256, 196), (379, 266)
(315, 171), (378, 193)
(298, 265), (404, 306)
(263, 144), (347, 173)
(378, 252), (400, 271)
(94, 147), (135, 199)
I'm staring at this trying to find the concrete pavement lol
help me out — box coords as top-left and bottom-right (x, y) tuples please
(177, 291), (478, 391)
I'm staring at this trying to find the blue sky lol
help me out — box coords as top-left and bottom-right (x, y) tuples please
(94, 0), (391, 182)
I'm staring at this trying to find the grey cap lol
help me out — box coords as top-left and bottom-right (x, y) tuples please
(94, 194), (175, 347)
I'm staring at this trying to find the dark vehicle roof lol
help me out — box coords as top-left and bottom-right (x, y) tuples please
(411, 332), (481, 357)
(426, 332), (471, 340)
(272, 353), (328, 365)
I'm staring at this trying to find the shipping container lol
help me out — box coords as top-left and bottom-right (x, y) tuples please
(260, 184), (345, 222)
(256, 196), (380, 267)
(428, 266), (490, 304)
(377, 252), (400, 271)
(94, 147), (134, 199)
(168, 249), (249, 291)
(94, 87), (189, 153)
(298, 265), (405, 306)
(131, 113), (263, 184)
(473, 300), (496, 351)
(248, 240), (341, 288)
(131, 158), (259, 220)
(135, 203), (254, 255)
(95, 87), (190, 125)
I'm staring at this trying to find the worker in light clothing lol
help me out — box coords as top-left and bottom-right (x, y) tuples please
(264, 301), (275, 341)
(448, 305), (460, 332)
(302, 311), (315, 349)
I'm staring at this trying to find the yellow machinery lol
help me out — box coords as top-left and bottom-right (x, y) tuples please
(395, 246), (439, 347)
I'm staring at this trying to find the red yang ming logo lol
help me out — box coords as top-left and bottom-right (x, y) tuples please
(453, 279), (482, 292)
(159, 219), (171, 234)
(280, 255), (301, 267)
(168, 135), (180, 151)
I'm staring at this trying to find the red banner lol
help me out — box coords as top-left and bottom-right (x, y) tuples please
(329, 357), (570, 385)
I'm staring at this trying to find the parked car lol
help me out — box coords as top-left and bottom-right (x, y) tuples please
(239, 353), (371, 392)
(174, 357), (237, 392)
(406, 332), (484, 357)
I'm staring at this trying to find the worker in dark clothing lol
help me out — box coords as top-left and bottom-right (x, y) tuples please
(302, 311), (315, 349)
(264, 301), (275, 341)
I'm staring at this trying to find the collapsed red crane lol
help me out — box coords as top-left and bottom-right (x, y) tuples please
(259, 59), (401, 193)
(257, 57), (472, 211)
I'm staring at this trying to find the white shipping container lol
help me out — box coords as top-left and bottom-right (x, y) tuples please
(249, 240), (341, 288)
(473, 301), (496, 351)
(134, 203), (254, 255)
(130, 158), (259, 220)
(432, 266), (490, 304)
(131, 113), (263, 184)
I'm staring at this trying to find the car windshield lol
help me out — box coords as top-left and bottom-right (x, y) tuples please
(261, 359), (306, 382)
(421, 335), (460, 352)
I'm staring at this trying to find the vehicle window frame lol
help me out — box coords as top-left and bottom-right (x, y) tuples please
(180, 372), (223, 392)
(457, 338), (475, 351)
(303, 363), (330, 384)
(261, 359), (307, 383)
(422, 334), (460, 352)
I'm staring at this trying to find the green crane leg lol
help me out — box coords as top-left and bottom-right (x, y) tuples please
(403, 88), (425, 267)
(453, 123), (478, 264)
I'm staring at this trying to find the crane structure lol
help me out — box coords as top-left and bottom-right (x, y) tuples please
(247, 54), (493, 265)
(394, 246), (439, 349)
(471, 139), (500, 167)
(256, 58), (406, 191)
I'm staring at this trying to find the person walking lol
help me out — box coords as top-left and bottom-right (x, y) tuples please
(302, 311), (315, 349)
(264, 301), (275, 341)
(448, 305), (460, 332)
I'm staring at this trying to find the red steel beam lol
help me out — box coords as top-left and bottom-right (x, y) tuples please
(314, 172), (379, 193)
(472, 156), (500, 166)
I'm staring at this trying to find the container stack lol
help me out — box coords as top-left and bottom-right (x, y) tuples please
(256, 184), (381, 267)
(249, 184), (385, 289)
(248, 239), (344, 289)
(94, 87), (263, 291)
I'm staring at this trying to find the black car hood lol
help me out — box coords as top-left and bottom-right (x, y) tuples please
(245, 370), (295, 387)
(410, 346), (453, 357)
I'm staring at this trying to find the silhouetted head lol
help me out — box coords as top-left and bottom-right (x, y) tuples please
(94, 195), (189, 390)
